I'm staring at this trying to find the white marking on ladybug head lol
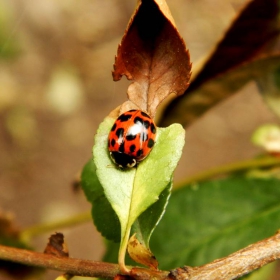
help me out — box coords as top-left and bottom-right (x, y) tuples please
(126, 159), (137, 168)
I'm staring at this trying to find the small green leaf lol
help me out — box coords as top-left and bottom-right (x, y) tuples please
(132, 182), (172, 248)
(93, 116), (185, 268)
(81, 158), (121, 242)
(251, 124), (280, 153)
(150, 177), (280, 269)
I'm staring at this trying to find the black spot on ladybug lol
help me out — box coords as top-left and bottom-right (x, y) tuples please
(108, 110), (157, 168)
(118, 114), (132, 122)
(140, 132), (148, 142)
(119, 142), (125, 153)
(128, 109), (137, 112)
(141, 111), (149, 118)
(134, 116), (144, 125)
(147, 138), (154, 148)
(126, 134), (136, 141)
(136, 149), (143, 157)
(143, 120), (150, 129)
(111, 123), (117, 132)
(130, 144), (136, 152)
(116, 128), (124, 138)
(110, 138), (116, 147)
(150, 123), (156, 134)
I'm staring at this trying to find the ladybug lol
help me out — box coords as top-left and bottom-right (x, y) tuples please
(108, 109), (157, 168)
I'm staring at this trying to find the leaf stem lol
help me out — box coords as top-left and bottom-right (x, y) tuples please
(20, 212), (92, 242)
(175, 156), (280, 189)
(118, 226), (131, 274)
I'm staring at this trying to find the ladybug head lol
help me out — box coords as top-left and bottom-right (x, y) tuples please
(109, 151), (137, 168)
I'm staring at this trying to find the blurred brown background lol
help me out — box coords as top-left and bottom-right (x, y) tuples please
(0, 0), (279, 279)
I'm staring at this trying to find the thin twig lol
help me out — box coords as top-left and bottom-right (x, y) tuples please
(1, 231), (280, 279)
(20, 212), (92, 242)
(175, 156), (280, 189)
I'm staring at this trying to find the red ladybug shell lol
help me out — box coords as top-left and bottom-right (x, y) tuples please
(108, 109), (157, 168)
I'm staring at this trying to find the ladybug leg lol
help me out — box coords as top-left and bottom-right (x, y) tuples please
(109, 152), (117, 165)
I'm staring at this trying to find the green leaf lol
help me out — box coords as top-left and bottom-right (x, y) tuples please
(132, 182), (172, 248)
(80, 159), (172, 244)
(93, 116), (185, 267)
(81, 158), (103, 202)
(102, 176), (280, 271)
(81, 158), (121, 242)
(92, 195), (121, 243)
(102, 184), (172, 267)
(149, 177), (280, 270)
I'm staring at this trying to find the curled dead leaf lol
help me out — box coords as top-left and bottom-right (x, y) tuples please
(190, 0), (280, 89)
(113, 0), (191, 118)
(160, 0), (280, 127)
(127, 234), (158, 270)
(44, 232), (69, 258)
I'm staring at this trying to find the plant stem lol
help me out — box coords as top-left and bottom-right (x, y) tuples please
(1, 231), (280, 279)
(171, 230), (280, 280)
(175, 156), (280, 189)
(0, 245), (120, 278)
(20, 212), (92, 242)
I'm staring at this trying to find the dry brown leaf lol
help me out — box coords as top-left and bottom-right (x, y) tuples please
(44, 232), (69, 258)
(113, 0), (191, 118)
(160, 0), (280, 127)
(163, 54), (280, 126)
(127, 234), (158, 270)
(190, 0), (279, 89)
